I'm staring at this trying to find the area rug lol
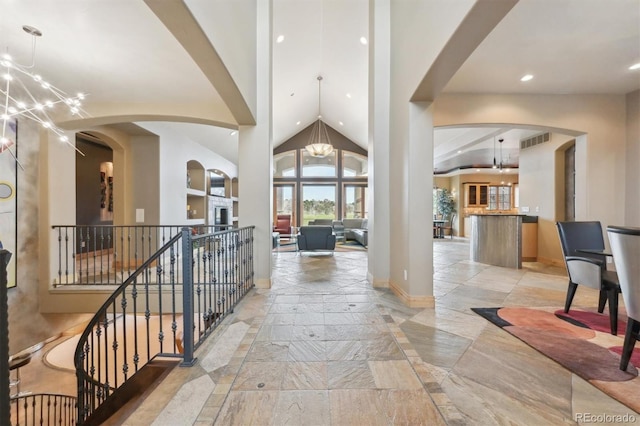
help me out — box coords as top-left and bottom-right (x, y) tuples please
(472, 306), (640, 413)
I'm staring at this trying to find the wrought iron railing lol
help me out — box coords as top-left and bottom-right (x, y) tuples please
(74, 226), (254, 425)
(50, 224), (231, 286)
(10, 393), (77, 426)
(1, 249), (12, 426)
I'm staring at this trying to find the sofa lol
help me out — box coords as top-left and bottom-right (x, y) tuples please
(307, 218), (368, 247)
(334, 218), (368, 247)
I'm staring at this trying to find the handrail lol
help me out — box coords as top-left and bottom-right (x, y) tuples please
(1, 250), (12, 426)
(50, 224), (232, 286)
(10, 393), (77, 426)
(73, 225), (255, 425)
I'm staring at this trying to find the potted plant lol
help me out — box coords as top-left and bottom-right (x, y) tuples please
(435, 188), (456, 220)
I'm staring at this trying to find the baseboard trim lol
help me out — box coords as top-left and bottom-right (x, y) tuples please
(389, 280), (435, 308)
(537, 256), (565, 268)
(368, 272), (389, 288)
(255, 278), (271, 289)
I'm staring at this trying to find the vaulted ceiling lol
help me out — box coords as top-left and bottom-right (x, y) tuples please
(2, 0), (639, 169)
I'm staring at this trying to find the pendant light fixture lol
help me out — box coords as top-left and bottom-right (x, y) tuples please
(305, 76), (334, 158)
(498, 138), (504, 172)
(1, 25), (88, 167)
(492, 137), (497, 169)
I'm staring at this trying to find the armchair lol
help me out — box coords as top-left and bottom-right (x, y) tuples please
(607, 226), (640, 370)
(556, 221), (621, 335)
(297, 226), (336, 253)
(273, 214), (292, 235)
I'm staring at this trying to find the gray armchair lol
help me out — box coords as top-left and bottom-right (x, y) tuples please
(297, 226), (336, 253)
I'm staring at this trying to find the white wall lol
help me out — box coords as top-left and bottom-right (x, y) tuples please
(387, 0), (474, 300)
(151, 124), (238, 225)
(185, 0), (257, 119)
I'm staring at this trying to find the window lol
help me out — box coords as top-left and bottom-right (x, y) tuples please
(344, 185), (367, 218)
(342, 152), (367, 177)
(487, 185), (512, 210)
(301, 184), (336, 225)
(301, 150), (337, 177)
(273, 151), (296, 177)
(273, 148), (367, 225)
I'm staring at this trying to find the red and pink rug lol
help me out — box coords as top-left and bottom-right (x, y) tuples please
(472, 306), (640, 413)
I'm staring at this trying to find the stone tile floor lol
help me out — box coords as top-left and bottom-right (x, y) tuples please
(16, 239), (638, 424)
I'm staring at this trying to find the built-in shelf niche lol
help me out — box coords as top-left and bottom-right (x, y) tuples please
(186, 160), (206, 222)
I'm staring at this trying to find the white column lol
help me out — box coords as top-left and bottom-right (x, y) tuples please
(407, 101), (434, 305)
(367, 0), (391, 287)
(238, 0), (272, 288)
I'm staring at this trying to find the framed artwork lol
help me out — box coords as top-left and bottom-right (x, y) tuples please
(0, 118), (17, 288)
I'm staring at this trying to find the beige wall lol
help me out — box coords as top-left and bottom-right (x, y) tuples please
(626, 90), (640, 226)
(518, 133), (574, 265)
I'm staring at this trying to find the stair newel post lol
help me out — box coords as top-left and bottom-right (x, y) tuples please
(0, 250), (12, 426)
(180, 228), (196, 366)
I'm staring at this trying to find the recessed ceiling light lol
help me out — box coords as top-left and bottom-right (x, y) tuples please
(296, 121), (301, 125)
(346, 93), (352, 99)
(520, 74), (534, 82)
(629, 63), (640, 70)
(359, 37), (367, 45)
(475, 169), (480, 172)
(457, 150), (463, 154)
(230, 131), (237, 136)
(339, 121), (344, 126)
(276, 35), (285, 43)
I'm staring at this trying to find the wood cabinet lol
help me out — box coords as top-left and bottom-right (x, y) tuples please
(466, 184), (488, 206)
(522, 222), (538, 261)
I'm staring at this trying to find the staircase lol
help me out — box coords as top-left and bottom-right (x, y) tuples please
(3, 226), (255, 426)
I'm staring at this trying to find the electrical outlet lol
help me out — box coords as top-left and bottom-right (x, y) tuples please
(521, 206), (530, 213)
(607, 257), (613, 264)
(535, 206), (540, 213)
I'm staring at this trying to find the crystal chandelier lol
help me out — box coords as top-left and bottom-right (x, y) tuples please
(1, 25), (88, 166)
(305, 76), (333, 158)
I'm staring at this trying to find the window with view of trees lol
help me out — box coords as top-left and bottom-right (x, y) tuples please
(273, 147), (367, 227)
(302, 185), (336, 224)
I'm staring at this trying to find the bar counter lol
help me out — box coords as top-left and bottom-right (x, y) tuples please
(470, 214), (538, 269)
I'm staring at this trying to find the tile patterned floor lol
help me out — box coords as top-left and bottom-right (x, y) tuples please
(18, 239), (639, 424)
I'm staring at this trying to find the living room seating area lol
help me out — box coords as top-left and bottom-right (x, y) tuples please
(308, 218), (368, 247)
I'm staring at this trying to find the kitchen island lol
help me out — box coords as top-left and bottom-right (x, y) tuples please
(470, 214), (538, 269)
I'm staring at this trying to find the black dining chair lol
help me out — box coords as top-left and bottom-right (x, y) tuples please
(556, 221), (621, 335)
(607, 226), (640, 370)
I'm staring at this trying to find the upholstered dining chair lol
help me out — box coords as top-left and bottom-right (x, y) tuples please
(607, 226), (640, 371)
(556, 221), (621, 335)
(273, 214), (292, 235)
